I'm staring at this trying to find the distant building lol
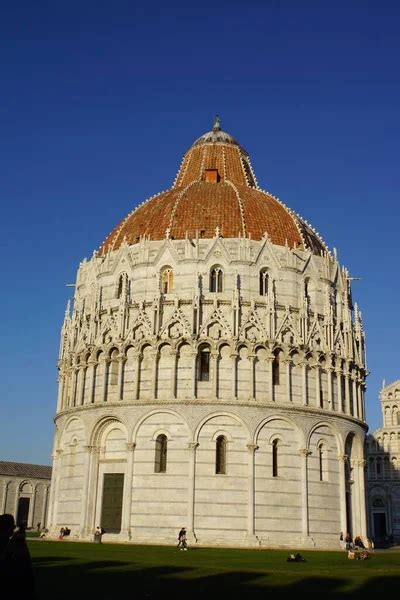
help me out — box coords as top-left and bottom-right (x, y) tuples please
(0, 461), (51, 528)
(366, 380), (400, 543)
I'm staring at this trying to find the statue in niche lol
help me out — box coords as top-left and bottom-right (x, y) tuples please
(208, 322), (221, 340)
(133, 326), (144, 340)
(169, 322), (181, 339)
(103, 331), (112, 344)
(245, 326), (258, 341)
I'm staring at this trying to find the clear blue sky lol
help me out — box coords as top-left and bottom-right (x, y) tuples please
(1, 1), (399, 465)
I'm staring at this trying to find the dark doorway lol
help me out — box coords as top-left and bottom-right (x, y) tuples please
(100, 473), (124, 533)
(373, 512), (387, 539)
(17, 497), (30, 528)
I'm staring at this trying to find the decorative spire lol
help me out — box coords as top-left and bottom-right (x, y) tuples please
(65, 299), (71, 319)
(213, 114), (221, 131)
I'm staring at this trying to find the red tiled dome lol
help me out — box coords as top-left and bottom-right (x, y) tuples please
(98, 120), (327, 256)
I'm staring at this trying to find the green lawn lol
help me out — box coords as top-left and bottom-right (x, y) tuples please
(29, 539), (400, 599)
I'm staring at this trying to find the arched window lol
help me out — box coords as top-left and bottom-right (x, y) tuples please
(304, 278), (310, 304)
(259, 269), (269, 296)
(272, 439), (279, 477)
(154, 434), (167, 473)
(216, 435), (227, 474)
(117, 273), (128, 299)
(210, 266), (223, 292)
(198, 345), (210, 381)
(161, 267), (173, 294)
(318, 445), (326, 481)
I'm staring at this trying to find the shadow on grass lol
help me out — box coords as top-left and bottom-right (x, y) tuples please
(31, 555), (400, 600)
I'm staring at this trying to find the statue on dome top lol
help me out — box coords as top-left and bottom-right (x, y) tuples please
(213, 114), (221, 131)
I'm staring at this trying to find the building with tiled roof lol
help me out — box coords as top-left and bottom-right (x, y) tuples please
(48, 118), (368, 549)
(99, 117), (326, 256)
(0, 461), (51, 528)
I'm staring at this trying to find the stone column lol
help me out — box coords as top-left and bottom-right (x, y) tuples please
(248, 354), (255, 401)
(133, 352), (141, 400)
(13, 483), (19, 522)
(48, 449), (63, 532)
(170, 349), (177, 399)
(85, 447), (100, 536)
(284, 359), (291, 403)
(246, 444), (258, 541)
(314, 365), (320, 408)
(345, 366), (352, 415)
(300, 448), (312, 540)
(121, 443), (136, 539)
(301, 361), (308, 406)
(268, 354), (274, 402)
(231, 353), (238, 400)
(327, 367), (333, 410)
(350, 459), (360, 535)
(63, 371), (71, 408)
(338, 454), (348, 537)
(29, 486), (37, 528)
(101, 358), (110, 402)
(78, 367), (86, 406)
(151, 351), (158, 399)
(1, 481), (8, 513)
(187, 442), (199, 542)
(41, 486), (49, 527)
(360, 382), (366, 421)
(70, 369), (78, 407)
(87, 360), (96, 404)
(190, 351), (197, 399)
(211, 352), (218, 399)
(56, 374), (64, 413)
(79, 446), (93, 536)
(46, 459), (56, 530)
(357, 459), (368, 538)
(117, 355), (126, 400)
(336, 369), (343, 413)
(352, 375), (358, 418)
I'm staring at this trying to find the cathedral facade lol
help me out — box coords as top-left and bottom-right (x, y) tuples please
(47, 120), (368, 549)
(366, 381), (400, 544)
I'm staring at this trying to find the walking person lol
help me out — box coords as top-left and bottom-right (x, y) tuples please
(93, 527), (103, 543)
(339, 531), (345, 550)
(177, 527), (188, 550)
(345, 532), (353, 550)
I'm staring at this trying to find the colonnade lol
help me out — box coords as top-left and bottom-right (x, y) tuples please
(58, 343), (365, 422)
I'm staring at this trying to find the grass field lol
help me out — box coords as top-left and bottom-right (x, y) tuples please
(28, 539), (400, 599)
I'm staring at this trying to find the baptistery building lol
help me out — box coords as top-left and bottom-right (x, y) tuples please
(48, 118), (368, 549)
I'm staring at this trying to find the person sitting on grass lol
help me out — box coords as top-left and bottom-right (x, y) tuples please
(287, 553), (306, 562)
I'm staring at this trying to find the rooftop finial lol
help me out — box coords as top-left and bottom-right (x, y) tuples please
(213, 114), (221, 131)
